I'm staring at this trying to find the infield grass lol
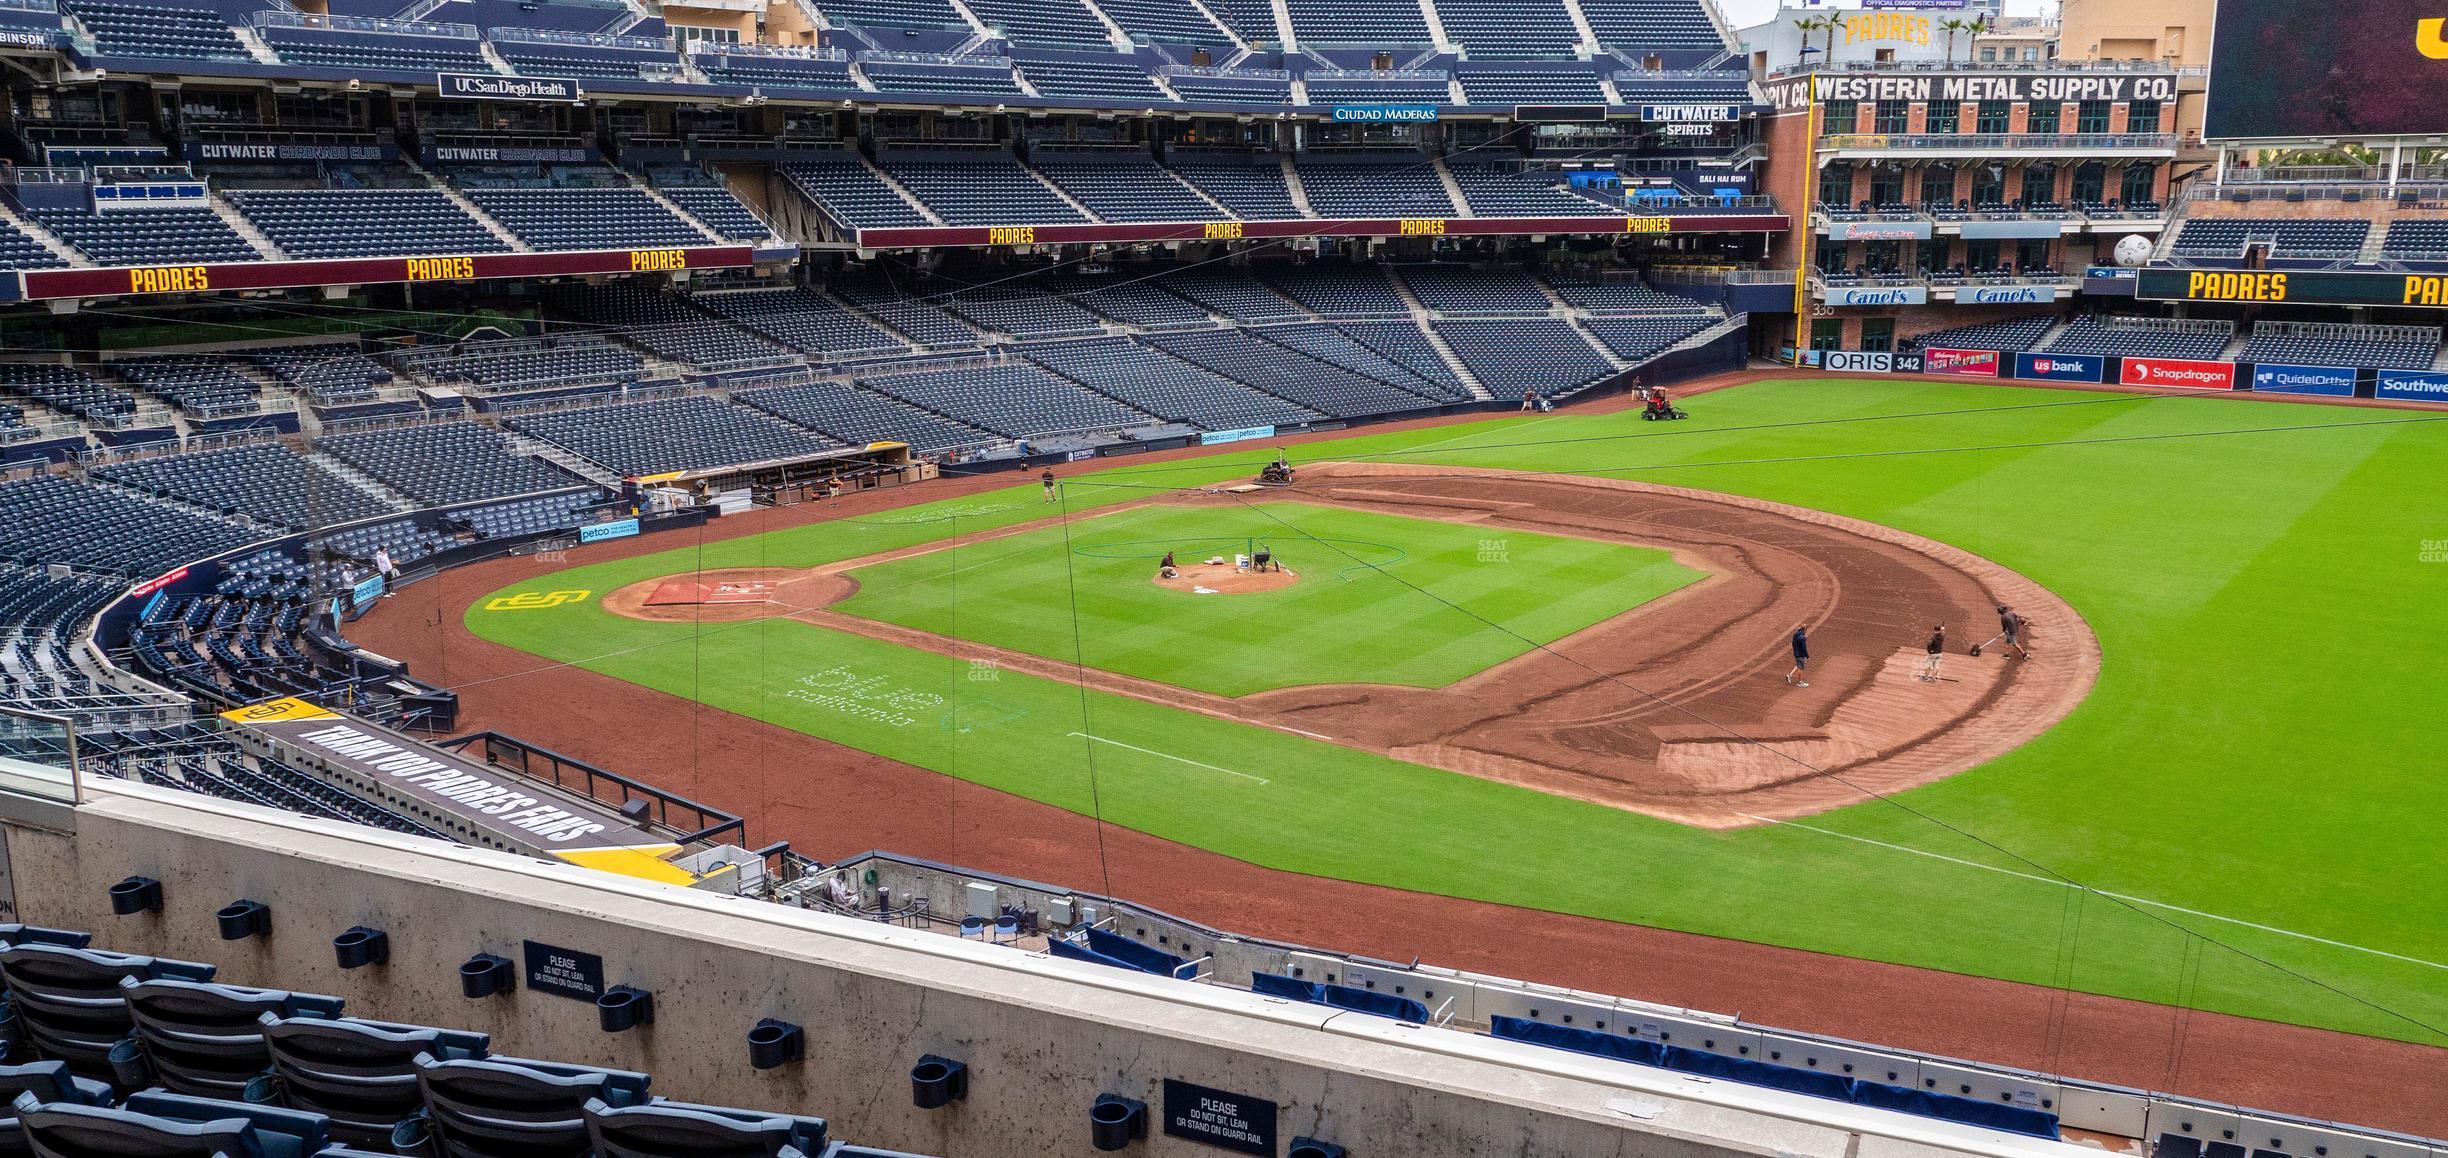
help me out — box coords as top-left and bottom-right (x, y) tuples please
(468, 380), (2448, 1046)
(829, 501), (1702, 696)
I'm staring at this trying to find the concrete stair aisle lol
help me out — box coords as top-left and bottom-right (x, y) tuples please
(1267, 0), (1296, 48)
(501, 428), (624, 488)
(305, 450), (420, 512)
(1411, 317), (1489, 400)
(1415, 0), (1454, 53)
(1569, 318), (1632, 369)
(1073, 0), (1136, 50)
(231, 25), (284, 65)
(1280, 156), (1316, 217)
(860, 156), (948, 226)
(1026, 164), (1107, 223)
(1180, 0), (1248, 48)
(404, 159), (533, 252)
(208, 197), (284, 260)
(0, 202), (86, 265)
(628, 178), (728, 244)
(1557, 0), (1599, 55)
(1432, 157), (1471, 217)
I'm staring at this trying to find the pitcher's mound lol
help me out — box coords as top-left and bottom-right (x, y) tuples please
(1152, 562), (1299, 594)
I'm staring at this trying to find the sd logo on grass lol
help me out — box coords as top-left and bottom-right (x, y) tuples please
(485, 589), (593, 612)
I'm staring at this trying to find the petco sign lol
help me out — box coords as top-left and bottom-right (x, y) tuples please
(1921, 347), (2000, 377)
(2121, 358), (2236, 390)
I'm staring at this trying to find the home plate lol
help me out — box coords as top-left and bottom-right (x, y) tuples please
(644, 579), (778, 607)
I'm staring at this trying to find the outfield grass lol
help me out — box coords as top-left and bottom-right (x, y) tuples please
(467, 381), (2448, 1045)
(829, 501), (1702, 696)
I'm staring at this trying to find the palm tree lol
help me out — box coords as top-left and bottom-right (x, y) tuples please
(1821, 13), (1848, 59)
(1794, 14), (1829, 63)
(1938, 17), (1972, 62)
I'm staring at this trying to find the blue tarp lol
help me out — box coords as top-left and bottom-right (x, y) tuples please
(1490, 1017), (2058, 1139)
(1250, 972), (1430, 1022)
(1084, 928), (1191, 978)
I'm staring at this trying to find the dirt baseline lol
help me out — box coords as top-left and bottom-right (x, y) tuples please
(602, 462), (2097, 828)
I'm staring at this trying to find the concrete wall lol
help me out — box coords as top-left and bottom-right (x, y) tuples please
(0, 779), (2100, 1158)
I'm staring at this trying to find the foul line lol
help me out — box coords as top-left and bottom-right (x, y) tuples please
(1065, 733), (1269, 784)
(1745, 815), (2448, 973)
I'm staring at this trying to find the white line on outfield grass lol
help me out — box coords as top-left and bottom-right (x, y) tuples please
(1743, 815), (2448, 973)
(1067, 733), (1269, 784)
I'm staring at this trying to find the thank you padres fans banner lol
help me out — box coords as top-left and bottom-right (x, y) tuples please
(217, 698), (693, 883)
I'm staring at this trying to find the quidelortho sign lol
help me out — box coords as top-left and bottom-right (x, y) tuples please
(2249, 362), (2357, 396)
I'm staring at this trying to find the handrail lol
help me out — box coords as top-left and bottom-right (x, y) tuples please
(250, 10), (479, 38)
(487, 26), (677, 51)
(1822, 132), (2176, 151)
(1769, 58), (2181, 79)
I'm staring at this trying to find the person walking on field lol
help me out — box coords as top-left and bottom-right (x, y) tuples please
(1040, 467), (1058, 503)
(1785, 625), (1810, 687)
(1994, 603), (2031, 659)
(1918, 625), (1946, 683)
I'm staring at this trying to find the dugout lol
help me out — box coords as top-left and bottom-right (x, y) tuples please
(627, 442), (934, 508)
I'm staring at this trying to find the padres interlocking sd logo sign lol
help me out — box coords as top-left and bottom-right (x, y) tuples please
(484, 589), (593, 612)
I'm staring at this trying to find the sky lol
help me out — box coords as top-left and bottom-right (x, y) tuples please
(1712, 0), (2059, 33)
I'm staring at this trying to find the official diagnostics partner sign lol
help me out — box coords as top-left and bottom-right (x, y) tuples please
(2249, 363), (2357, 396)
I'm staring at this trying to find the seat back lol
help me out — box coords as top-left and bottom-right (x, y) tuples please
(0, 946), (214, 1079)
(583, 1098), (826, 1158)
(257, 1017), (484, 1148)
(121, 981), (341, 1098)
(410, 1055), (647, 1158)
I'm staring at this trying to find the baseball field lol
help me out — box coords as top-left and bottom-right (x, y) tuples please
(456, 378), (2448, 1049)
